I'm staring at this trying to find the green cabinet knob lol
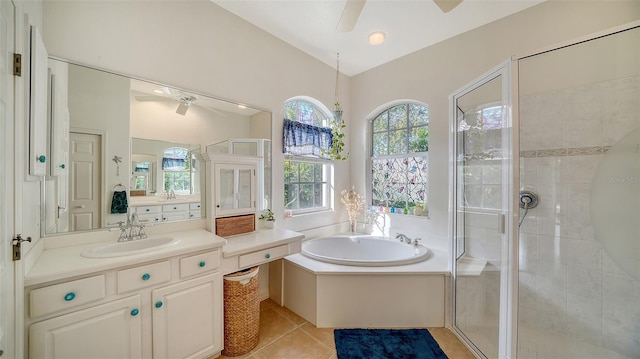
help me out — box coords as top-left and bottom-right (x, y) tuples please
(145, 208), (150, 212)
(155, 301), (163, 308)
(37, 155), (46, 163)
(199, 261), (206, 268)
(64, 292), (76, 301)
(265, 253), (271, 259)
(173, 206), (177, 210)
(59, 164), (65, 169)
(130, 308), (139, 316)
(142, 273), (151, 281)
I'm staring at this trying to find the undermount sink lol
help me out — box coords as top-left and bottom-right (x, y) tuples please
(81, 237), (180, 258)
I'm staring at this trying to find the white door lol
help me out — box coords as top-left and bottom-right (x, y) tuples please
(69, 132), (102, 231)
(0, 0), (16, 357)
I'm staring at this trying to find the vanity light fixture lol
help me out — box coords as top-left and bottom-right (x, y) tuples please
(368, 31), (385, 46)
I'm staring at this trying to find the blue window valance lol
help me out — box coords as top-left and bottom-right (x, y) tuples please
(162, 158), (186, 170)
(282, 118), (332, 158)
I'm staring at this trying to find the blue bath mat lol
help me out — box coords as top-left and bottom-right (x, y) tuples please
(334, 328), (448, 359)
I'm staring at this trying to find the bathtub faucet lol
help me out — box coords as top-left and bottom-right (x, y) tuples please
(396, 233), (412, 244)
(395, 233), (422, 246)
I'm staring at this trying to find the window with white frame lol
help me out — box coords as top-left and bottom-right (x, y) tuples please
(283, 98), (334, 214)
(370, 103), (429, 216)
(162, 147), (191, 194)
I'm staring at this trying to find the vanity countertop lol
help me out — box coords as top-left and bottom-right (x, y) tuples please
(222, 228), (305, 257)
(25, 229), (225, 287)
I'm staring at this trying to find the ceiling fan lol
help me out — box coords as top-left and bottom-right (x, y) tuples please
(135, 89), (226, 116)
(336, 0), (463, 32)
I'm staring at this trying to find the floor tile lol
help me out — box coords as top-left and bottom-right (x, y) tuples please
(429, 327), (477, 359)
(300, 322), (336, 350)
(253, 328), (333, 359)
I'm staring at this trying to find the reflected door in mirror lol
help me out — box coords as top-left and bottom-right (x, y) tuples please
(69, 132), (102, 231)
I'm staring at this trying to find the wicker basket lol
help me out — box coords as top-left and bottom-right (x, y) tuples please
(222, 266), (260, 356)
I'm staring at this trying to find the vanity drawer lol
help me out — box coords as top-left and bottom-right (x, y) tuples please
(139, 213), (161, 223)
(117, 261), (171, 294)
(163, 203), (189, 212)
(189, 210), (201, 219)
(135, 205), (161, 214)
(162, 212), (189, 222)
(238, 244), (289, 268)
(179, 250), (221, 278)
(30, 275), (106, 318)
(189, 202), (202, 210)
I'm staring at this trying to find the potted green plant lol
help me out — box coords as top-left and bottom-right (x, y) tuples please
(259, 209), (275, 229)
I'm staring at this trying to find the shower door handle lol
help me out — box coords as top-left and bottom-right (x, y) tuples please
(498, 213), (505, 234)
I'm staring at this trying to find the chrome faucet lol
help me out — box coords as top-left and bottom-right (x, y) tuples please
(114, 211), (147, 242)
(166, 190), (176, 200)
(395, 233), (422, 246)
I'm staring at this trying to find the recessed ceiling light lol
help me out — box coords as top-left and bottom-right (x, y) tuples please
(153, 89), (164, 94)
(368, 31), (385, 46)
(238, 104), (247, 109)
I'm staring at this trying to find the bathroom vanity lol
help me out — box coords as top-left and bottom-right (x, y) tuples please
(24, 226), (304, 358)
(24, 229), (225, 359)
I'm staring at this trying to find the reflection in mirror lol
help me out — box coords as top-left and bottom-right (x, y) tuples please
(43, 58), (272, 236)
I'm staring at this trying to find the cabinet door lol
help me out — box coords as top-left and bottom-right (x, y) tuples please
(214, 163), (256, 217)
(152, 273), (222, 359)
(29, 296), (142, 359)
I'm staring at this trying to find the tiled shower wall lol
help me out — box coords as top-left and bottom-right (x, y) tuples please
(517, 76), (639, 358)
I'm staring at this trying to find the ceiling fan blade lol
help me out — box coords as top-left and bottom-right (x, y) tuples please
(433, 0), (463, 13)
(336, 0), (366, 32)
(176, 102), (189, 115)
(135, 95), (174, 102)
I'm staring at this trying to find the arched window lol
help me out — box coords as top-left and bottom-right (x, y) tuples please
(370, 103), (429, 216)
(283, 98), (333, 214)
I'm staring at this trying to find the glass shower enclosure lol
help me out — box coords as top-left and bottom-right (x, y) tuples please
(451, 22), (639, 359)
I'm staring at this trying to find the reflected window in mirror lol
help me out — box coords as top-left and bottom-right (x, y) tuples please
(283, 97), (334, 215)
(132, 162), (150, 190)
(162, 147), (192, 194)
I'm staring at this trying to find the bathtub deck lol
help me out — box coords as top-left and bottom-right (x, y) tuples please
(282, 249), (450, 329)
(285, 248), (449, 274)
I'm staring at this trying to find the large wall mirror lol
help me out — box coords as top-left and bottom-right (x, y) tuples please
(43, 58), (272, 235)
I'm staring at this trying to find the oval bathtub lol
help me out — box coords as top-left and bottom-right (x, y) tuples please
(301, 235), (430, 266)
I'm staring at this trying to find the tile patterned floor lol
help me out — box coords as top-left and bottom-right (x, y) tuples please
(213, 299), (476, 359)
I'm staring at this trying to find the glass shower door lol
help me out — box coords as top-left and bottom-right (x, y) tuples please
(451, 63), (512, 359)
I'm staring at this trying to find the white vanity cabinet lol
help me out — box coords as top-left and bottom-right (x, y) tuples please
(26, 249), (223, 359)
(152, 273), (221, 359)
(29, 295), (143, 358)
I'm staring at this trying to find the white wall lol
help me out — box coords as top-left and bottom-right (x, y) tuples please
(68, 63), (131, 227)
(41, 0), (350, 235)
(349, 0), (640, 246)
